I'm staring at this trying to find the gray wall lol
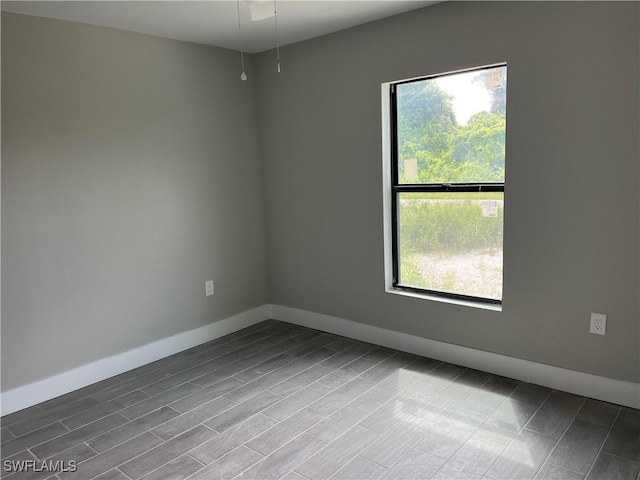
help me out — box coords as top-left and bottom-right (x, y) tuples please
(2, 2), (639, 394)
(1, 13), (268, 391)
(255, 2), (640, 382)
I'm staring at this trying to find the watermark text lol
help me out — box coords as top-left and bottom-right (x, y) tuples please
(3, 459), (77, 474)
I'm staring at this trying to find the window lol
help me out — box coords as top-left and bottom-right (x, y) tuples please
(386, 64), (506, 305)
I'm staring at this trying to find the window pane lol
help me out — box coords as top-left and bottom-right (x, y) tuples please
(397, 192), (503, 300)
(396, 66), (506, 184)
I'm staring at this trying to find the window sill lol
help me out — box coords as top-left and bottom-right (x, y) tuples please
(386, 287), (503, 312)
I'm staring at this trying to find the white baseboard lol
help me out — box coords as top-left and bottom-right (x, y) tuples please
(3, 303), (638, 416)
(1, 305), (271, 416)
(271, 305), (640, 409)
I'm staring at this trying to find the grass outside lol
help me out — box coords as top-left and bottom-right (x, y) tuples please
(398, 195), (503, 299)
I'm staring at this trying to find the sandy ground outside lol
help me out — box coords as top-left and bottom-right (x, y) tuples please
(414, 249), (502, 299)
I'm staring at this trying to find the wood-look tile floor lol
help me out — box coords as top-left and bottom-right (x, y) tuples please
(1, 320), (639, 480)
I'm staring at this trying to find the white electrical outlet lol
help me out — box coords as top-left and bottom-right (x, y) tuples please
(590, 312), (606, 335)
(205, 280), (214, 297)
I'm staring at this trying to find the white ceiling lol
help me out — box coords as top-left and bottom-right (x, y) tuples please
(1, 1), (440, 53)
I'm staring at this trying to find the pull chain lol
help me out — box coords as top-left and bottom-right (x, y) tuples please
(274, 0), (281, 73)
(236, 0), (247, 80)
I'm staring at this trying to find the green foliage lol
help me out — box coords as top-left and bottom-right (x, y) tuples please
(451, 112), (505, 181)
(396, 76), (506, 184)
(396, 81), (456, 177)
(399, 197), (503, 254)
(398, 248), (426, 287)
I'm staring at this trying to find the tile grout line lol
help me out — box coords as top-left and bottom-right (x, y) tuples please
(183, 412), (272, 466)
(268, 364), (379, 422)
(214, 343), (359, 410)
(49, 431), (155, 480)
(144, 327), (312, 389)
(56, 350), (351, 479)
(2, 421), (73, 461)
(603, 451), (640, 463)
(3, 322), (283, 427)
(46, 414), (140, 455)
(185, 442), (266, 480)
(360, 366), (489, 472)
(582, 406), (622, 479)
(409, 370), (514, 477)
(114, 382), (205, 422)
(0, 325), (299, 467)
(340, 453), (390, 477)
(117, 334), (325, 420)
(4, 333), (281, 439)
(359, 423), (423, 474)
(98, 323), (296, 396)
(533, 395), (589, 479)
(478, 388), (556, 479)
(57, 389), (150, 431)
(127, 331), (299, 398)
(4, 322), (638, 480)
(291, 420), (383, 478)
(108, 427), (212, 480)
(85, 430), (170, 480)
(111, 467), (134, 480)
(132, 450), (204, 480)
(188, 331), (345, 397)
(185, 452), (207, 471)
(81, 407), (182, 458)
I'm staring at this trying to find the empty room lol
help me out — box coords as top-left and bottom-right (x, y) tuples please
(1, 1), (639, 479)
